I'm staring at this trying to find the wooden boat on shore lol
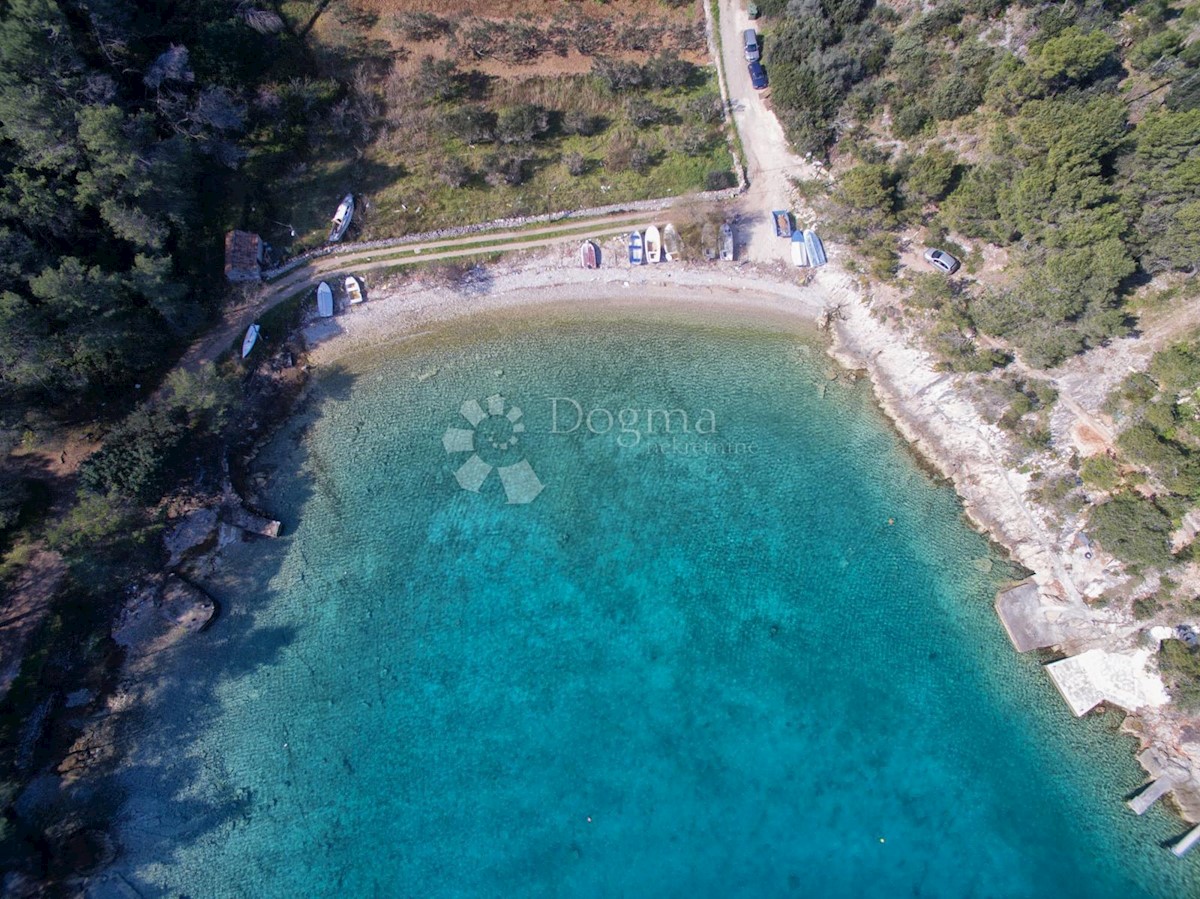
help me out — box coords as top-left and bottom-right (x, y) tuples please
(663, 223), (681, 261)
(791, 232), (808, 267)
(628, 231), (644, 265)
(241, 323), (260, 359)
(345, 275), (364, 304)
(803, 229), (827, 266)
(772, 210), (793, 238)
(581, 240), (598, 269)
(329, 194), (354, 243)
(644, 225), (662, 263)
(720, 223), (734, 261)
(317, 281), (334, 317)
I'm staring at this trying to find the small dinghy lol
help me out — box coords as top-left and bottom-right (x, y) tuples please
(628, 231), (644, 265)
(663, 223), (681, 261)
(644, 225), (661, 263)
(720, 223), (734, 261)
(791, 232), (809, 267)
(580, 240), (598, 269)
(317, 281), (334, 317)
(328, 194), (354, 243)
(772, 210), (793, 237)
(803, 229), (827, 266)
(345, 275), (364, 304)
(241, 323), (260, 359)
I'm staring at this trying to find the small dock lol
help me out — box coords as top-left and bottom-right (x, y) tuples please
(995, 582), (1062, 652)
(222, 504), (282, 538)
(1128, 778), (1175, 815)
(1172, 823), (1200, 858)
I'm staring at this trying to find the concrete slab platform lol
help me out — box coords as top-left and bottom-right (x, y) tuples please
(995, 582), (1062, 652)
(1046, 648), (1170, 717)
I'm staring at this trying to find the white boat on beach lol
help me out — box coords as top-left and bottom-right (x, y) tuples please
(663, 223), (681, 261)
(791, 232), (808, 267)
(345, 275), (364, 304)
(317, 281), (334, 317)
(241, 323), (260, 358)
(329, 194), (354, 243)
(645, 225), (662, 263)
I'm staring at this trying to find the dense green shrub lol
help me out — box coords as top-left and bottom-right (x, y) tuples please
(1089, 491), (1174, 569)
(1081, 455), (1122, 492)
(78, 407), (188, 502)
(901, 148), (958, 204)
(860, 232), (899, 279)
(495, 104), (550, 144)
(1159, 639), (1200, 708)
(415, 57), (463, 105)
(593, 57), (645, 92)
(626, 98), (670, 128)
(1030, 27), (1118, 89)
(643, 51), (695, 90)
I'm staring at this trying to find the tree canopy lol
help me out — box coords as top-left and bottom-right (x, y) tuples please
(0, 0), (309, 409)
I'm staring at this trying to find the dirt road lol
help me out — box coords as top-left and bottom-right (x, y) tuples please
(716, 0), (824, 263)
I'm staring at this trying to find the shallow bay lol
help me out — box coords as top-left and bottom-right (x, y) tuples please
(116, 311), (1198, 897)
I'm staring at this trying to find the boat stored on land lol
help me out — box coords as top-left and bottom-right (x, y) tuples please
(581, 240), (598, 269)
(803, 229), (827, 266)
(773, 210), (793, 237)
(345, 276), (364, 304)
(628, 231), (644, 265)
(329, 194), (354, 243)
(242, 323), (260, 358)
(663, 223), (681, 261)
(791, 232), (808, 267)
(720, 224), (734, 261)
(317, 281), (334, 317)
(645, 225), (661, 263)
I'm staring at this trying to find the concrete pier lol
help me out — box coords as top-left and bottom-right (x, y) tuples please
(1128, 778), (1175, 816)
(995, 582), (1061, 652)
(222, 503), (282, 538)
(1172, 823), (1200, 858)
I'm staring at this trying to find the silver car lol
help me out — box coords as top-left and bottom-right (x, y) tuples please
(743, 29), (760, 62)
(923, 248), (961, 274)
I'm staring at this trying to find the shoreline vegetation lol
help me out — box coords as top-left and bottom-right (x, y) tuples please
(3, 0), (1200, 890)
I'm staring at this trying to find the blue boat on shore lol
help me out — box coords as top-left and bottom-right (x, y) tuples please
(803, 229), (827, 266)
(772, 210), (793, 237)
(628, 231), (644, 265)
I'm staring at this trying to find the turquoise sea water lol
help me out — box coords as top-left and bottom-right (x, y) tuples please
(117, 310), (1199, 897)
